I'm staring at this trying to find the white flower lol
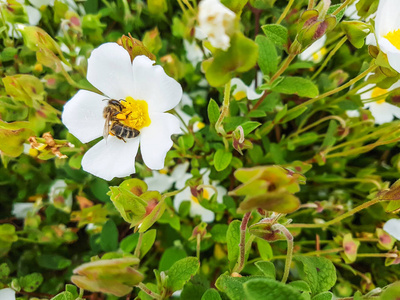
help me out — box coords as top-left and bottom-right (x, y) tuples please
(352, 81), (400, 124)
(49, 179), (73, 212)
(12, 203), (35, 219)
(145, 162), (191, 193)
(374, 0), (400, 73)
(383, 218), (400, 240)
(198, 0), (236, 51)
(231, 72), (263, 101)
(0, 288), (15, 300)
(62, 43), (182, 181)
(175, 93), (206, 132)
(173, 171), (226, 223)
(299, 35), (328, 63)
(183, 40), (204, 67)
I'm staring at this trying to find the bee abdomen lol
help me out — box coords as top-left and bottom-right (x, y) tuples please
(111, 122), (140, 139)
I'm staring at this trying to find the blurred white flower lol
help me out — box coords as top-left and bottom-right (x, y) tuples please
(198, 0), (236, 51)
(231, 72), (263, 101)
(12, 203), (35, 219)
(374, 0), (400, 73)
(299, 35), (328, 63)
(183, 40), (204, 66)
(0, 288), (15, 300)
(344, 0), (361, 20)
(383, 218), (400, 240)
(145, 162), (191, 193)
(62, 43), (182, 180)
(49, 179), (73, 212)
(347, 80), (400, 124)
(174, 170), (226, 223)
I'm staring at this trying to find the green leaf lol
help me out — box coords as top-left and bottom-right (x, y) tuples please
(294, 256), (337, 294)
(342, 21), (370, 49)
(226, 220), (241, 269)
(0, 263), (10, 279)
(215, 274), (247, 300)
(100, 219), (119, 252)
(120, 233), (139, 253)
(37, 254), (71, 270)
(159, 246), (187, 271)
(271, 77), (319, 98)
(288, 280), (311, 293)
(380, 282), (400, 300)
(241, 121), (262, 136)
(256, 35), (278, 75)
(261, 24), (288, 48)
(166, 257), (200, 292)
(201, 288), (222, 300)
(0, 120), (35, 158)
(214, 149), (233, 172)
(255, 261), (275, 279)
(139, 229), (157, 259)
(208, 99), (221, 124)
(211, 224), (229, 243)
(203, 32), (259, 86)
(50, 291), (74, 300)
(321, 120), (338, 149)
(239, 192), (300, 214)
(327, 4), (345, 22)
(221, 0), (248, 14)
(65, 284), (79, 298)
(243, 278), (301, 300)
(19, 273), (43, 292)
(312, 292), (333, 300)
(256, 239), (273, 261)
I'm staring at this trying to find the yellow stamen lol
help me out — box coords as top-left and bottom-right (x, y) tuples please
(371, 87), (388, 105)
(233, 90), (246, 101)
(159, 168), (168, 175)
(196, 122), (205, 130)
(120, 96), (151, 130)
(312, 47), (327, 63)
(384, 29), (400, 50)
(191, 189), (210, 204)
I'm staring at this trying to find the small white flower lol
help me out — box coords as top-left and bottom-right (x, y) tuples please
(145, 162), (191, 193)
(0, 288), (15, 300)
(174, 171), (226, 223)
(62, 43), (183, 181)
(231, 72), (263, 101)
(183, 40), (204, 67)
(198, 0), (236, 51)
(12, 203), (35, 219)
(355, 81), (400, 124)
(383, 218), (400, 240)
(299, 35), (328, 63)
(49, 180), (73, 212)
(374, 0), (400, 73)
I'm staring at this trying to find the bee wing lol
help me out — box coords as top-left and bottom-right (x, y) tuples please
(103, 114), (111, 141)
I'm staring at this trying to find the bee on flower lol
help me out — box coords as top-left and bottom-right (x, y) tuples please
(62, 43), (183, 181)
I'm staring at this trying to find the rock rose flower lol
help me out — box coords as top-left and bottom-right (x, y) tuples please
(198, 0), (236, 51)
(62, 43), (182, 181)
(231, 72), (263, 101)
(374, 0), (400, 73)
(383, 218), (400, 240)
(299, 35), (327, 63)
(0, 288), (15, 300)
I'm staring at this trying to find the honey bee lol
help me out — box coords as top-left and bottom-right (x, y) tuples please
(103, 99), (140, 142)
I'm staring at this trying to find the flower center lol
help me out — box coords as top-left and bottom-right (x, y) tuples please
(311, 47), (327, 62)
(233, 90), (247, 100)
(191, 189), (210, 204)
(371, 87), (388, 105)
(384, 29), (400, 50)
(117, 96), (151, 130)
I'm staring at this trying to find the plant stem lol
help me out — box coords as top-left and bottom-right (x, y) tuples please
(289, 115), (347, 138)
(270, 54), (296, 83)
(215, 81), (231, 136)
(308, 0), (315, 9)
(287, 198), (380, 228)
(332, 0), (353, 15)
(136, 283), (162, 300)
(272, 224), (293, 283)
(311, 36), (347, 80)
(134, 232), (144, 258)
(234, 212), (252, 273)
(357, 253), (398, 258)
(276, 0), (295, 24)
(287, 63), (377, 116)
(196, 233), (201, 260)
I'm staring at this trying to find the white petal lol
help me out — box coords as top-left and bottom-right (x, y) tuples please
(171, 162), (190, 180)
(81, 136), (139, 181)
(368, 103), (395, 124)
(131, 56), (183, 113)
(299, 35), (327, 62)
(190, 202), (215, 223)
(12, 203), (35, 219)
(62, 90), (107, 143)
(140, 112), (182, 170)
(26, 6), (41, 25)
(346, 110), (361, 118)
(383, 218), (400, 240)
(216, 186), (226, 203)
(173, 187), (191, 212)
(144, 172), (174, 193)
(386, 49), (400, 74)
(0, 288), (16, 300)
(375, 0), (400, 37)
(359, 84), (375, 100)
(87, 43), (135, 100)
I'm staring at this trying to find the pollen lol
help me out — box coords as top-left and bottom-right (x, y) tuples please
(384, 29), (400, 50)
(311, 47), (327, 63)
(120, 96), (151, 130)
(233, 90), (247, 100)
(191, 189), (210, 204)
(371, 87), (388, 105)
